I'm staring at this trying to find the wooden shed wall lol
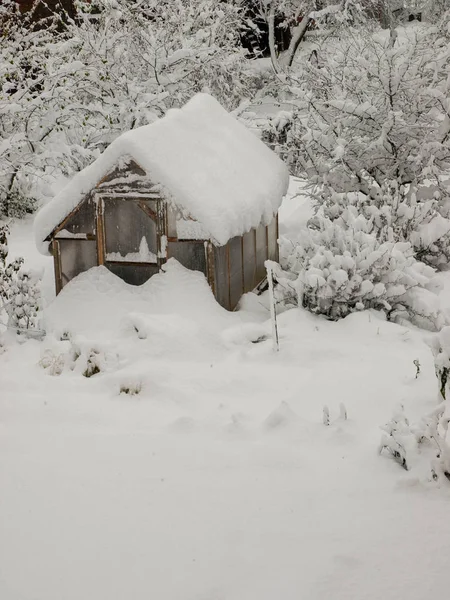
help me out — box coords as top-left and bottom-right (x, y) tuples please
(49, 166), (279, 311)
(211, 216), (279, 311)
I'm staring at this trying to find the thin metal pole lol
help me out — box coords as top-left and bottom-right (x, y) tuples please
(266, 261), (279, 352)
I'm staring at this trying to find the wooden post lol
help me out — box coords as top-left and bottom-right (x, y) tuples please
(96, 196), (105, 265)
(226, 242), (231, 310)
(205, 241), (216, 297)
(157, 200), (167, 268)
(52, 239), (62, 295)
(275, 214), (280, 262)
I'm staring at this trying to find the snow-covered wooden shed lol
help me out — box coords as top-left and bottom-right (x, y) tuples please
(35, 94), (289, 310)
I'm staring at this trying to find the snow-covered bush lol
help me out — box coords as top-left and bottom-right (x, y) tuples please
(286, 24), (450, 191)
(280, 20), (450, 267)
(379, 403), (450, 483)
(272, 21), (450, 328)
(0, 0), (258, 215)
(0, 224), (41, 334)
(0, 189), (37, 220)
(429, 326), (450, 401)
(320, 185), (450, 270)
(277, 209), (444, 329)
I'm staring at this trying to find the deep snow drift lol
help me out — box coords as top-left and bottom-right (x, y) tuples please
(2, 184), (450, 600)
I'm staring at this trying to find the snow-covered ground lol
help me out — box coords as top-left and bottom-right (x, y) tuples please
(2, 186), (450, 600)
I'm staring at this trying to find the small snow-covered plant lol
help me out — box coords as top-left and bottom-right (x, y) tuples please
(119, 381), (142, 396)
(429, 327), (450, 401)
(67, 338), (118, 377)
(379, 405), (411, 470)
(0, 224), (41, 333)
(82, 350), (102, 378)
(417, 404), (450, 482)
(277, 209), (444, 329)
(321, 402), (348, 426)
(380, 403), (450, 482)
(39, 349), (66, 376)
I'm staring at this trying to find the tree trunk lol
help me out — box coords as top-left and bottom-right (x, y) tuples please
(285, 15), (312, 67)
(267, 3), (280, 73)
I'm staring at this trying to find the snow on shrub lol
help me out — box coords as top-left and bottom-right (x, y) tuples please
(119, 380), (142, 396)
(68, 339), (119, 378)
(284, 22), (450, 199)
(39, 349), (66, 376)
(38, 335), (119, 378)
(267, 21), (450, 329)
(319, 184), (450, 270)
(380, 328), (450, 483)
(0, 189), (37, 220)
(429, 326), (450, 401)
(379, 403), (450, 483)
(277, 208), (444, 330)
(0, 224), (41, 335)
(0, 0), (258, 215)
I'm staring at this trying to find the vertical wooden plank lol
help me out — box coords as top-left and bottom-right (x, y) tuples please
(206, 241), (216, 296)
(213, 245), (229, 310)
(157, 200), (167, 268)
(275, 213), (280, 262)
(243, 230), (256, 293)
(253, 227), (257, 290)
(241, 236), (245, 293)
(96, 196), (105, 265)
(52, 239), (62, 295)
(226, 242), (231, 310)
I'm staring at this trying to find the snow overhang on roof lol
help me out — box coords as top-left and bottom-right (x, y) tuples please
(34, 93), (290, 254)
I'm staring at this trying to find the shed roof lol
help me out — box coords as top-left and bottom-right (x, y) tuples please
(34, 94), (289, 253)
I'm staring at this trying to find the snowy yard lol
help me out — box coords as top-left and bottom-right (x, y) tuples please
(2, 190), (450, 600)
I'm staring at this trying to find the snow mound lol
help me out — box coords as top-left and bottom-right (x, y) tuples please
(221, 322), (270, 347)
(44, 259), (231, 338)
(264, 401), (299, 430)
(35, 93), (290, 252)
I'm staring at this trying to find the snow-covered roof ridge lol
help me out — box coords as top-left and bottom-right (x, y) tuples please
(34, 93), (290, 253)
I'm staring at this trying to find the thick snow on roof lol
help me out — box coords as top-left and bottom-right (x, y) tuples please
(35, 94), (289, 253)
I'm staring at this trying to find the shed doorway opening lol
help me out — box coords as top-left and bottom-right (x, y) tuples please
(100, 195), (164, 286)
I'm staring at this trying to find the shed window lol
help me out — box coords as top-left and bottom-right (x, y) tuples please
(59, 240), (97, 287)
(104, 198), (158, 263)
(167, 241), (207, 275)
(60, 198), (95, 235)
